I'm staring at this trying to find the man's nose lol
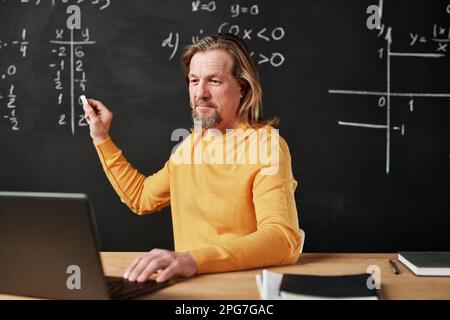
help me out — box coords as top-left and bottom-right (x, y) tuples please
(195, 81), (211, 101)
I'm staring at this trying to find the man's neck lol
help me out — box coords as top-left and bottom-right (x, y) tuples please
(213, 117), (242, 134)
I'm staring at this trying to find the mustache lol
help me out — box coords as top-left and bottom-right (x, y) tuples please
(193, 101), (217, 109)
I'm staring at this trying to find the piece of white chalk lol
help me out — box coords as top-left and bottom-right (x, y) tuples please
(80, 95), (88, 106)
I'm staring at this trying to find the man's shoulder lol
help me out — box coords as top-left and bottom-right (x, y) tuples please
(250, 125), (289, 146)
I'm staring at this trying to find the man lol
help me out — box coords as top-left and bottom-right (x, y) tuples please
(83, 33), (302, 284)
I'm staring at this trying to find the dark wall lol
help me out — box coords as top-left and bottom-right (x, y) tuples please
(1, 0), (449, 252)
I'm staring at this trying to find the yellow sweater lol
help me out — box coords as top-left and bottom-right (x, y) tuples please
(94, 126), (302, 273)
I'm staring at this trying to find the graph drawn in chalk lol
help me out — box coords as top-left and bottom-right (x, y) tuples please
(49, 28), (95, 135)
(328, 3), (450, 175)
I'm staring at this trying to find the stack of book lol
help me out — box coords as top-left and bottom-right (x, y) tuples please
(256, 270), (379, 300)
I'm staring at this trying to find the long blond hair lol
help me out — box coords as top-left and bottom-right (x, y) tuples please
(180, 33), (279, 129)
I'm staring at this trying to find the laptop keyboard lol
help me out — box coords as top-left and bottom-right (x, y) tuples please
(105, 276), (170, 299)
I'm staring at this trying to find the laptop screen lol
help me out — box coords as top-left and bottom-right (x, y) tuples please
(0, 191), (110, 299)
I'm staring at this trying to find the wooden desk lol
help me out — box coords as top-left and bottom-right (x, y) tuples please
(1, 253), (450, 300)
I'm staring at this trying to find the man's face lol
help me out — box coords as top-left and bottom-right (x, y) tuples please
(188, 49), (243, 130)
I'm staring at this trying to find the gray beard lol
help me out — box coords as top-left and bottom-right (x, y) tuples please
(191, 107), (223, 129)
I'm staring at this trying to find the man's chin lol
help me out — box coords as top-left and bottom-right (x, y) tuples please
(193, 117), (221, 129)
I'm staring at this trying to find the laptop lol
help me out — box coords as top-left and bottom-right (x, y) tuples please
(0, 191), (174, 299)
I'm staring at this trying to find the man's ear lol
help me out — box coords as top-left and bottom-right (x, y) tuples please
(238, 80), (247, 99)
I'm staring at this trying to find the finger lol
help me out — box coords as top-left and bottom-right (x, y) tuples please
(143, 249), (171, 265)
(148, 269), (163, 281)
(156, 264), (178, 283)
(126, 249), (169, 280)
(147, 248), (166, 257)
(83, 104), (98, 120)
(137, 257), (171, 283)
(139, 254), (164, 280)
(123, 256), (142, 279)
(128, 255), (158, 282)
(84, 113), (91, 125)
(88, 99), (107, 111)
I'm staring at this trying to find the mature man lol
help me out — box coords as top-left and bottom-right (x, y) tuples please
(83, 33), (302, 284)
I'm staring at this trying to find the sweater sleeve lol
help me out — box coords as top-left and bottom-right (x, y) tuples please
(94, 137), (171, 215)
(189, 136), (302, 273)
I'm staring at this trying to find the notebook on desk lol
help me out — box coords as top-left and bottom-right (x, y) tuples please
(0, 191), (175, 300)
(398, 252), (450, 276)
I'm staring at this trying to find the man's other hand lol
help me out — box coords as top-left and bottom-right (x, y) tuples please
(123, 249), (198, 283)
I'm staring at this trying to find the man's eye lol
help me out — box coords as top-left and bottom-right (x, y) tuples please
(190, 79), (198, 85)
(210, 80), (221, 84)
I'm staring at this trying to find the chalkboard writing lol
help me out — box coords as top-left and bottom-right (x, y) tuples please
(330, 2), (450, 174)
(49, 28), (94, 134)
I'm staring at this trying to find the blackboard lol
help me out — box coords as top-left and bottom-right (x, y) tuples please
(1, 0), (449, 252)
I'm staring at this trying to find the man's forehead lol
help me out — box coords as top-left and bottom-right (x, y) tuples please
(189, 50), (232, 75)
